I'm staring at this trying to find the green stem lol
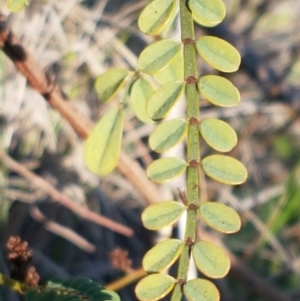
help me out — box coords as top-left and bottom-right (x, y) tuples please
(171, 1), (199, 301)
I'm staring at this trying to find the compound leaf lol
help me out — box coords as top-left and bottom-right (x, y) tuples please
(199, 202), (241, 233)
(189, 0), (225, 27)
(135, 274), (176, 301)
(143, 239), (183, 272)
(198, 75), (240, 107)
(138, 39), (181, 75)
(149, 118), (187, 153)
(147, 157), (187, 183)
(199, 118), (237, 152)
(146, 81), (184, 121)
(94, 68), (131, 102)
(138, 0), (176, 36)
(84, 109), (123, 176)
(202, 155), (247, 185)
(196, 36), (241, 72)
(142, 200), (186, 230)
(184, 279), (220, 301)
(192, 241), (230, 278)
(131, 78), (154, 124)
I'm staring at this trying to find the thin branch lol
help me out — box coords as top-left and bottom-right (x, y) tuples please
(29, 206), (96, 253)
(0, 148), (133, 237)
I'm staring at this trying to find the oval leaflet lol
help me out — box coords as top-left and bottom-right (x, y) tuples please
(199, 202), (241, 233)
(142, 201), (186, 230)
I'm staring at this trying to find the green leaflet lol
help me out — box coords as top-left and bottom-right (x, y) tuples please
(192, 241), (230, 278)
(199, 118), (237, 152)
(7, 0), (29, 12)
(131, 78), (154, 124)
(189, 0), (225, 27)
(198, 75), (240, 107)
(154, 52), (184, 85)
(143, 239), (183, 272)
(146, 81), (184, 121)
(149, 118), (187, 153)
(196, 36), (241, 72)
(138, 39), (181, 75)
(184, 279), (220, 301)
(138, 0), (176, 36)
(147, 157), (187, 183)
(199, 202), (241, 233)
(84, 109), (123, 176)
(142, 200), (186, 230)
(94, 68), (131, 102)
(202, 155), (247, 185)
(135, 274), (176, 301)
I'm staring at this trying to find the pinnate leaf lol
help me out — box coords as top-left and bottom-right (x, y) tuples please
(149, 118), (187, 153)
(94, 68), (131, 102)
(199, 118), (237, 152)
(199, 202), (241, 233)
(146, 81), (184, 121)
(196, 36), (241, 72)
(131, 78), (154, 124)
(138, 0), (176, 36)
(143, 239), (183, 272)
(84, 109), (123, 176)
(189, 0), (225, 27)
(138, 39), (181, 75)
(202, 155), (247, 185)
(192, 241), (230, 278)
(184, 279), (220, 301)
(147, 157), (187, 183)
(198, 75), (240, 107)
(135, 274), (176, 301)
(142, 200), (186, 230)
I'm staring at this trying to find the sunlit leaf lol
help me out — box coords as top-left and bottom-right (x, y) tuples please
(138, 0), (176, 36)
(198, 75), (240, 107)
(94, 68), (131, 102)
(143, 239), (183, 272)
(7, 0), (29, 12)
(146, 81), (184, 121)
(154, 52), (184, 85)
(135, 274), (176, 301)
(138, 39), (181, 75)
(149, 118), (187, 153)
(142, 201), (186, 230)
(199, 118), (237, 152)
(184, 279), (220, 301)
(131, 78), (154, 124)
(192, 241), (230, 278)
(147, 157), (187, 183)
(196, 36), (241, 72)
(189, 0), (225, 27)
(202, 155), (247, 185)
(84, 109), (123, 176)
(198, 202), (241, 233)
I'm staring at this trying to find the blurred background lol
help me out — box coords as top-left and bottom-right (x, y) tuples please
(1, 0), (300, 301)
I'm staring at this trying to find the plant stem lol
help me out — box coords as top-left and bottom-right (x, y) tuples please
(171, 1), (199, 301)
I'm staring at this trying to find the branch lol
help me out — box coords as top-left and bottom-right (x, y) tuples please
(0, 148), (133, 237)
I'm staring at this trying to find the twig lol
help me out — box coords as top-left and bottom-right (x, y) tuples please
(0, 13), (161, 206)
(29, 206), (96, 253)
(0, 148), (133, 237)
